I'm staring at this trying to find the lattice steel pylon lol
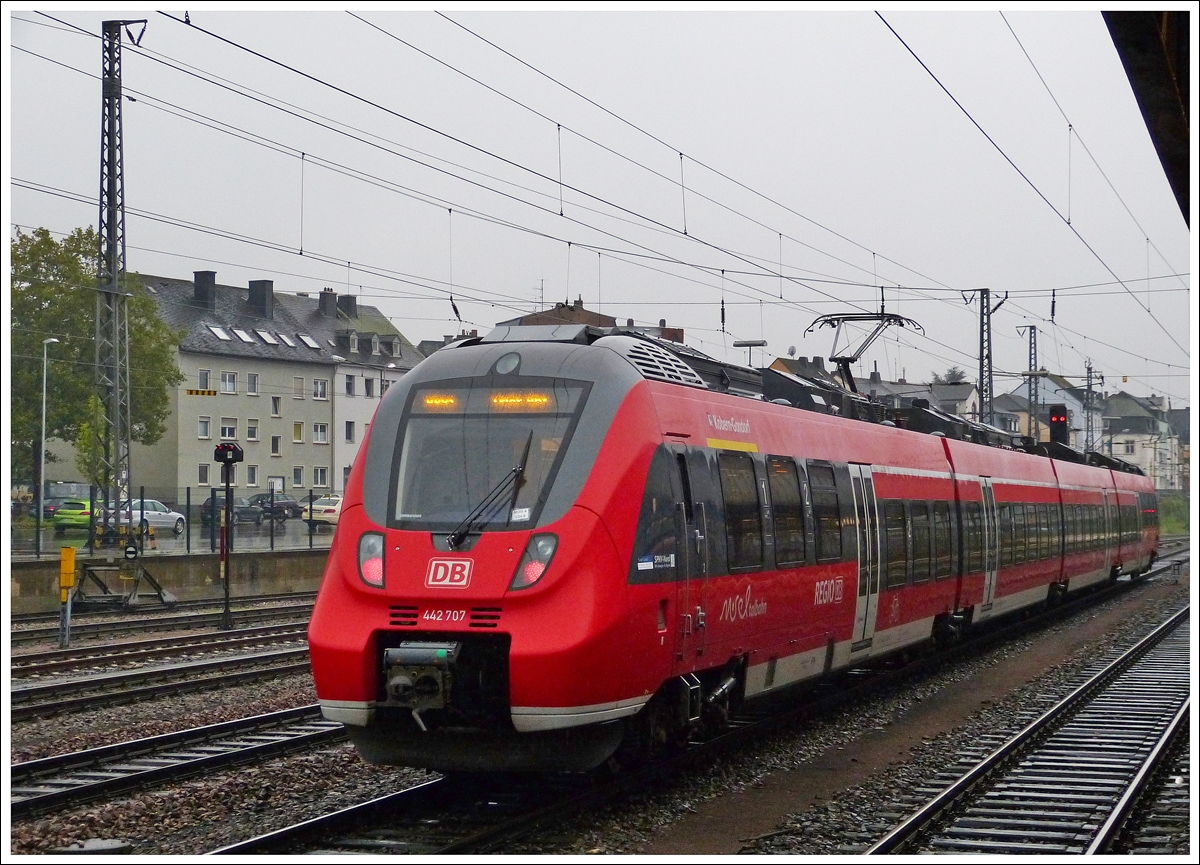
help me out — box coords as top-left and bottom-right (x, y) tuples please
(1026, 326), (1040, 441)
(95, 19), (145, 528)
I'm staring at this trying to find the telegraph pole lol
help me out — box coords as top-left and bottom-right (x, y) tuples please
(95, 19), (145, 535)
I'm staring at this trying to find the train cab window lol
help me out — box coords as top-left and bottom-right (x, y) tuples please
(911, 501), (932, 583)
(767, 456), (805, 566)
(629, 446), (679, 584)
(964, 502), (983, 573)
(808, 463), (842, 562)
(718, 452), (763, 571)
(932, 501), (953, 578)
(882, 500), (908, 588)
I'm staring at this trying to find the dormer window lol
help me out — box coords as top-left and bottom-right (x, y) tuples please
(349, 331), (359, 354)
(391, 337), (401, 357)
(371, 335), (380, 355)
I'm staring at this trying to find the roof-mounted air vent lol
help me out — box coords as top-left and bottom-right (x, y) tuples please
(594, 335), (707, 389)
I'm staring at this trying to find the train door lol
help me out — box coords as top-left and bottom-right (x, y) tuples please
(849, 465), (882, 651)
(980, 478), (999, 609)
(670, 448), (709, 664)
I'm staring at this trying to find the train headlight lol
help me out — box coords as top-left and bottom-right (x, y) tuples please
(509, 534), (557, 591)
(358, 532), (385, 588)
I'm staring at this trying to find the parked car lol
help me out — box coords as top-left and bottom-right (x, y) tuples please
(52, 500), (94, 534)
(246, 492), (304, 520)
(302, 495), (343, 527)
(200, 496), (265, 526)
(42, 497), (70, 520)
(108, 499), (188, 535)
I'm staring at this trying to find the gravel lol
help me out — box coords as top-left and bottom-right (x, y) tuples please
(9, 575), (1187, 855)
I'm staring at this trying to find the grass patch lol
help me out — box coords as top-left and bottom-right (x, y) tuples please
(1157, 491), (1190, 537)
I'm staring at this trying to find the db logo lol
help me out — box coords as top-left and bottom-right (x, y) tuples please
(426, 559), (472, 589)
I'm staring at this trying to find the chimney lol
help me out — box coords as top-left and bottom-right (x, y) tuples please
(319, 287), (338, 317)
(627, 318), (634, 327)
(337, 294), (358, 319)
(193, 271), (217, 310)
(659, 318), (666, 327)
(574, 296), (583, 310)
(248, 279), (274, 319)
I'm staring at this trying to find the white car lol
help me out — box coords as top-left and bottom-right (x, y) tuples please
(302, 495), (343, 526)
(111, 499), (188, 535)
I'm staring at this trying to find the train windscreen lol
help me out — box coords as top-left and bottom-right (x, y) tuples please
(390, 379), (589, 531)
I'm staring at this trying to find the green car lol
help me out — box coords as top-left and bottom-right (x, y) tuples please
(52, 500), (94, 534)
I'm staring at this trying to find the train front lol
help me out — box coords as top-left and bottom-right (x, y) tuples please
(308, 331), (654, 773)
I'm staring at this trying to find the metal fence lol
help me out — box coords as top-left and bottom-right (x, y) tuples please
(15, 485), (337, 559)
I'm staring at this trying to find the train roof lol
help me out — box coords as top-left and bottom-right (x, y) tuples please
(459, 325), (1144, 477)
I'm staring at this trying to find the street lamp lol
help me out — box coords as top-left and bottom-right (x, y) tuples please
(37, 338), (60, 558)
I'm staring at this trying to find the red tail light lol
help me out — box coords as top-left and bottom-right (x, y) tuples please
(510, 534), (557, 591)
(358, 532), (385, 588)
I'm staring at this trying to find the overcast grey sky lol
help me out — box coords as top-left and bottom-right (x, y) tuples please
(6, 5), (1194, 408)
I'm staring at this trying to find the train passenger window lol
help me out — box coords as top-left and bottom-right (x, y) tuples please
(767, 456), (805, 566)
(997, 504), (1012, 567)
(628, 447), (679, 584)
(933, 501), (952, 578)
(911, 501), (931, 583)
(964, 502), (983, 573)
(1011, 504), (1026, 562)
(718, 452), (763, 571)
(1027, 505), (1041, 560)
(883, 500), (908, 588)
(1049, 505), (1061, 558)
(1037, 504), (1050, 559)
(808, 463), (842, 562)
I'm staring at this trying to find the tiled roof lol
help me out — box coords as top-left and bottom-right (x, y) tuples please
(138, 274), (421, 370)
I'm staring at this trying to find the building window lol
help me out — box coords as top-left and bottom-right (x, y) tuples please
(313, 378), (328, 400)
(220, 417), (237, 440)
(1124, 441), (1135, 455)
(391, 337), (401, 357)
(221, 463), (237, 486)
(345, 420), (355, 443)
(293, 466), (305, 488)
(198, 463), (210, 485)
(382, 378), (391, 394)
(371, 335), (380, 355)
(345, 374), (355, 396)
(247, 373), (259, 395)
(349, 332), (359, 353)
(294, 376), (305, 398)
(293, 422), (304, 443)
(198, 416), (211, 439)
(271, 396), (282, 417)
(247, 419), (259, 441)
(313, 466), (328, 487)
(271, 435), (282, 457)
(314, 423), (328, 444)
(247, 465), (259, 487)
(343, 465), (352, 490)
(198, 369), (211, 390)
(364, 377), (375, 399)
(221, 371), (237, 394)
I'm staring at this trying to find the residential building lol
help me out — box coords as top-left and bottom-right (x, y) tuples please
(1100, 391), (1182, 490)
(133, 272), (419, 502)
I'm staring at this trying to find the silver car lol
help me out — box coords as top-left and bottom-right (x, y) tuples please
(111, 499), (188, 535)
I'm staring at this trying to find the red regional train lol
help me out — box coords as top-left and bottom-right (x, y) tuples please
(309, 325), (1158, 772)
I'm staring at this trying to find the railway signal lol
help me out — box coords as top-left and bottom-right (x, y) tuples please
(1049, 404), (1070, 445)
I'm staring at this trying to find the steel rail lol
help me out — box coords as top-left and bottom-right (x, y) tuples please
(1085, 698), (1190, 854)
(11, 648), (311, 721)
(10, 603), (314, 645)
(11, 590), (318, 626)
(865, 605), (1189, 854)
(11, 705), (343, 818)
(11, 623), (309, 678)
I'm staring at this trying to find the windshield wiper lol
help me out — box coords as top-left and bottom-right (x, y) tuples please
(446, 430), (534, 550)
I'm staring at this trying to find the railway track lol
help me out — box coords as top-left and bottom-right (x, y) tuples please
(11, 623), (309, 679)
(210, 553), (1188, 855)
(866, 605), (1189, 855)
(11, 648), (311, 722)
(11, 706), (343, 818)
(11, 590), (317, 626)
(10, 603), (314, 646)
